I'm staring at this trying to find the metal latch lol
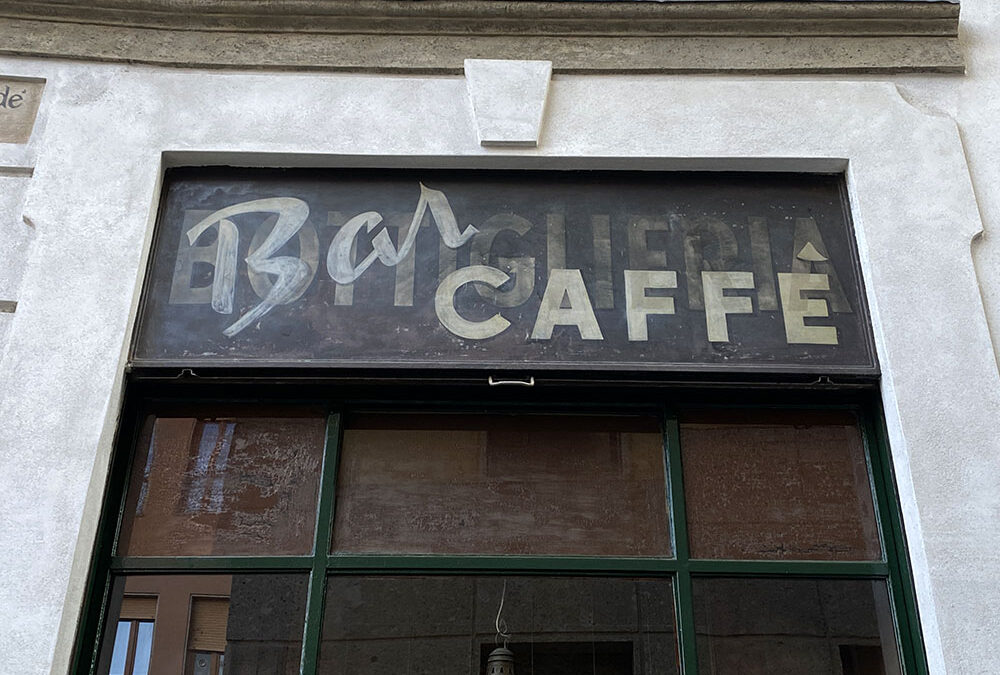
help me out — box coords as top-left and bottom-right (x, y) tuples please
(488, 375), (535, 387)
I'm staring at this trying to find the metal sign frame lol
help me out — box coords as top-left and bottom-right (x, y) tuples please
(132, 168), (878, 376)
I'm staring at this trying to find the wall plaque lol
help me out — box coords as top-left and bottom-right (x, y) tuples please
(0, 77), (43, 144)
(133, 169), (877, 374)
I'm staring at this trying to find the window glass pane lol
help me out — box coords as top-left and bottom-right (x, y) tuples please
(692, 577), (901, 674)
(319, 575), (678, 674)
(332, 413), (670, 556)
(118, 411), (326, 556)
(133, 622), (153, 675)
(97, 574), (308, 675)
(680, 410), (881, 560)
(108, 622), (131, 675)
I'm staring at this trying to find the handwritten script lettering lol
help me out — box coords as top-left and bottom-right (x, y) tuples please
(173, 185), (847, 345)
(139, 172), (875, 372)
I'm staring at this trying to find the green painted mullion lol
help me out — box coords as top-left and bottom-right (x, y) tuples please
(300, 411), (343, 675)
(862, 408), (929, 675)
(664, 411), (698, 675)
(346, 398), (661, 416)
(110, 556), (313, 571)
(686, 559), (889, 577)
(74, 564), (112, 675)
(323, 555), (678, 573)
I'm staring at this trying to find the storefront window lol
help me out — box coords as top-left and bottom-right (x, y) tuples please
(332, 413), (669, 556)
(81, 398), (917, 674)
(117, 411), (326, 557)
(319, 575), (678, 674)
(679, 410), (880, 561)
(692, 577), (899, 674)
(75, 169), (921, 674)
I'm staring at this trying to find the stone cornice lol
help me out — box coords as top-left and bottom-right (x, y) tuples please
(0, 1), (963, 73)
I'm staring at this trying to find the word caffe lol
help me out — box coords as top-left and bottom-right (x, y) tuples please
(137, 171), (875, 372)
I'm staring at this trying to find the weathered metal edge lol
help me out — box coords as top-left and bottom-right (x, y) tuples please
(0, 19), (964, 74)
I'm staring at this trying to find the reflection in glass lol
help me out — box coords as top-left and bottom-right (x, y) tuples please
(118, 413), (326, 556)
(108, 621), (153, 675)
(680, 410), (881, 560)
(693, 577), (901, 674)
(108, 622), (131, 675)
(319, 575), (678, 674)
(108, 594), (156, 675)
(187, 596), (229, 675)
(133, 623), (153, 675)
(332, 413), (670, 556)
(97, 574), (307, 675)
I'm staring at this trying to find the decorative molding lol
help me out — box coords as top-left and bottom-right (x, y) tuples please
(0, 1), (963, 74)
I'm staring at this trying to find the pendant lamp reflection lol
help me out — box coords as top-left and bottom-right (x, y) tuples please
(486, 646), (515, 675)
(486, 580), (515, 675)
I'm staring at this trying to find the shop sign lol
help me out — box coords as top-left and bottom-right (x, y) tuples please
(133, 169), (877, 373)
(0, 77), (44, 144)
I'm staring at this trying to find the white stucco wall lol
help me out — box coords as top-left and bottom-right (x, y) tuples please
(0, 3), (999, 673)
(0, 174), (33, 350)
(955, 4), (1000, 377)
(897, 1), (1000, 372)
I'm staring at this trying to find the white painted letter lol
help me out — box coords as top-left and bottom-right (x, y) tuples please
(702, 271), (754, 342)
(371, 182), (477, 267)
(624, 270), (677, 341)
(327, 183), (478, 285)
(530, 269), (603, 340)
(327, 211), (383, 284)
(435, 266), (512, 340)
(221, 198), (313, 337)
(778, 272), (838, 344)
(183, 198), (312, 335)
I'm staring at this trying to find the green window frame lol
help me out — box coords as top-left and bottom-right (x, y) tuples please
(72, 382), (928, 675)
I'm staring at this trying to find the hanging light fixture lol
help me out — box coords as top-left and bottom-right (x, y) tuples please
(485, 580), (515, 675)
(486, 646), (515, 675)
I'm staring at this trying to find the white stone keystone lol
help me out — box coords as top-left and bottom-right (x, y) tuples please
(464, 59), (552, 147)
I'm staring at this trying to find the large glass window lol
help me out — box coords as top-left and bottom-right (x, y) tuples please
(333, 413), (669, 556)
(318, 576), (678, 674)
(679, 410), (880, 561)
(78, 395), (923, 674)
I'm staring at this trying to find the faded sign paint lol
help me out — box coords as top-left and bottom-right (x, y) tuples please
(134, 169), (876, 374)
(0, 78), (43, 144)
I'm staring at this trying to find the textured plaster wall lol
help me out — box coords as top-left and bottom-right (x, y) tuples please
(897, 0), (1000, 373)
(895, 4), (1000, 670)
(0, 175), (33, 350)
(0, 80), (44, 367)
(954, 2), (1000, 374)
(888, 4), (1000, 666)
(0, 14), (998, 675)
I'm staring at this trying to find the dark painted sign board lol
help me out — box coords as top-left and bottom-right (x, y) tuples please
(133, 169), (877, 374)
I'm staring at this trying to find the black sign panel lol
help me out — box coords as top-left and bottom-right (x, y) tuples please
(133, 169), (876, 374)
